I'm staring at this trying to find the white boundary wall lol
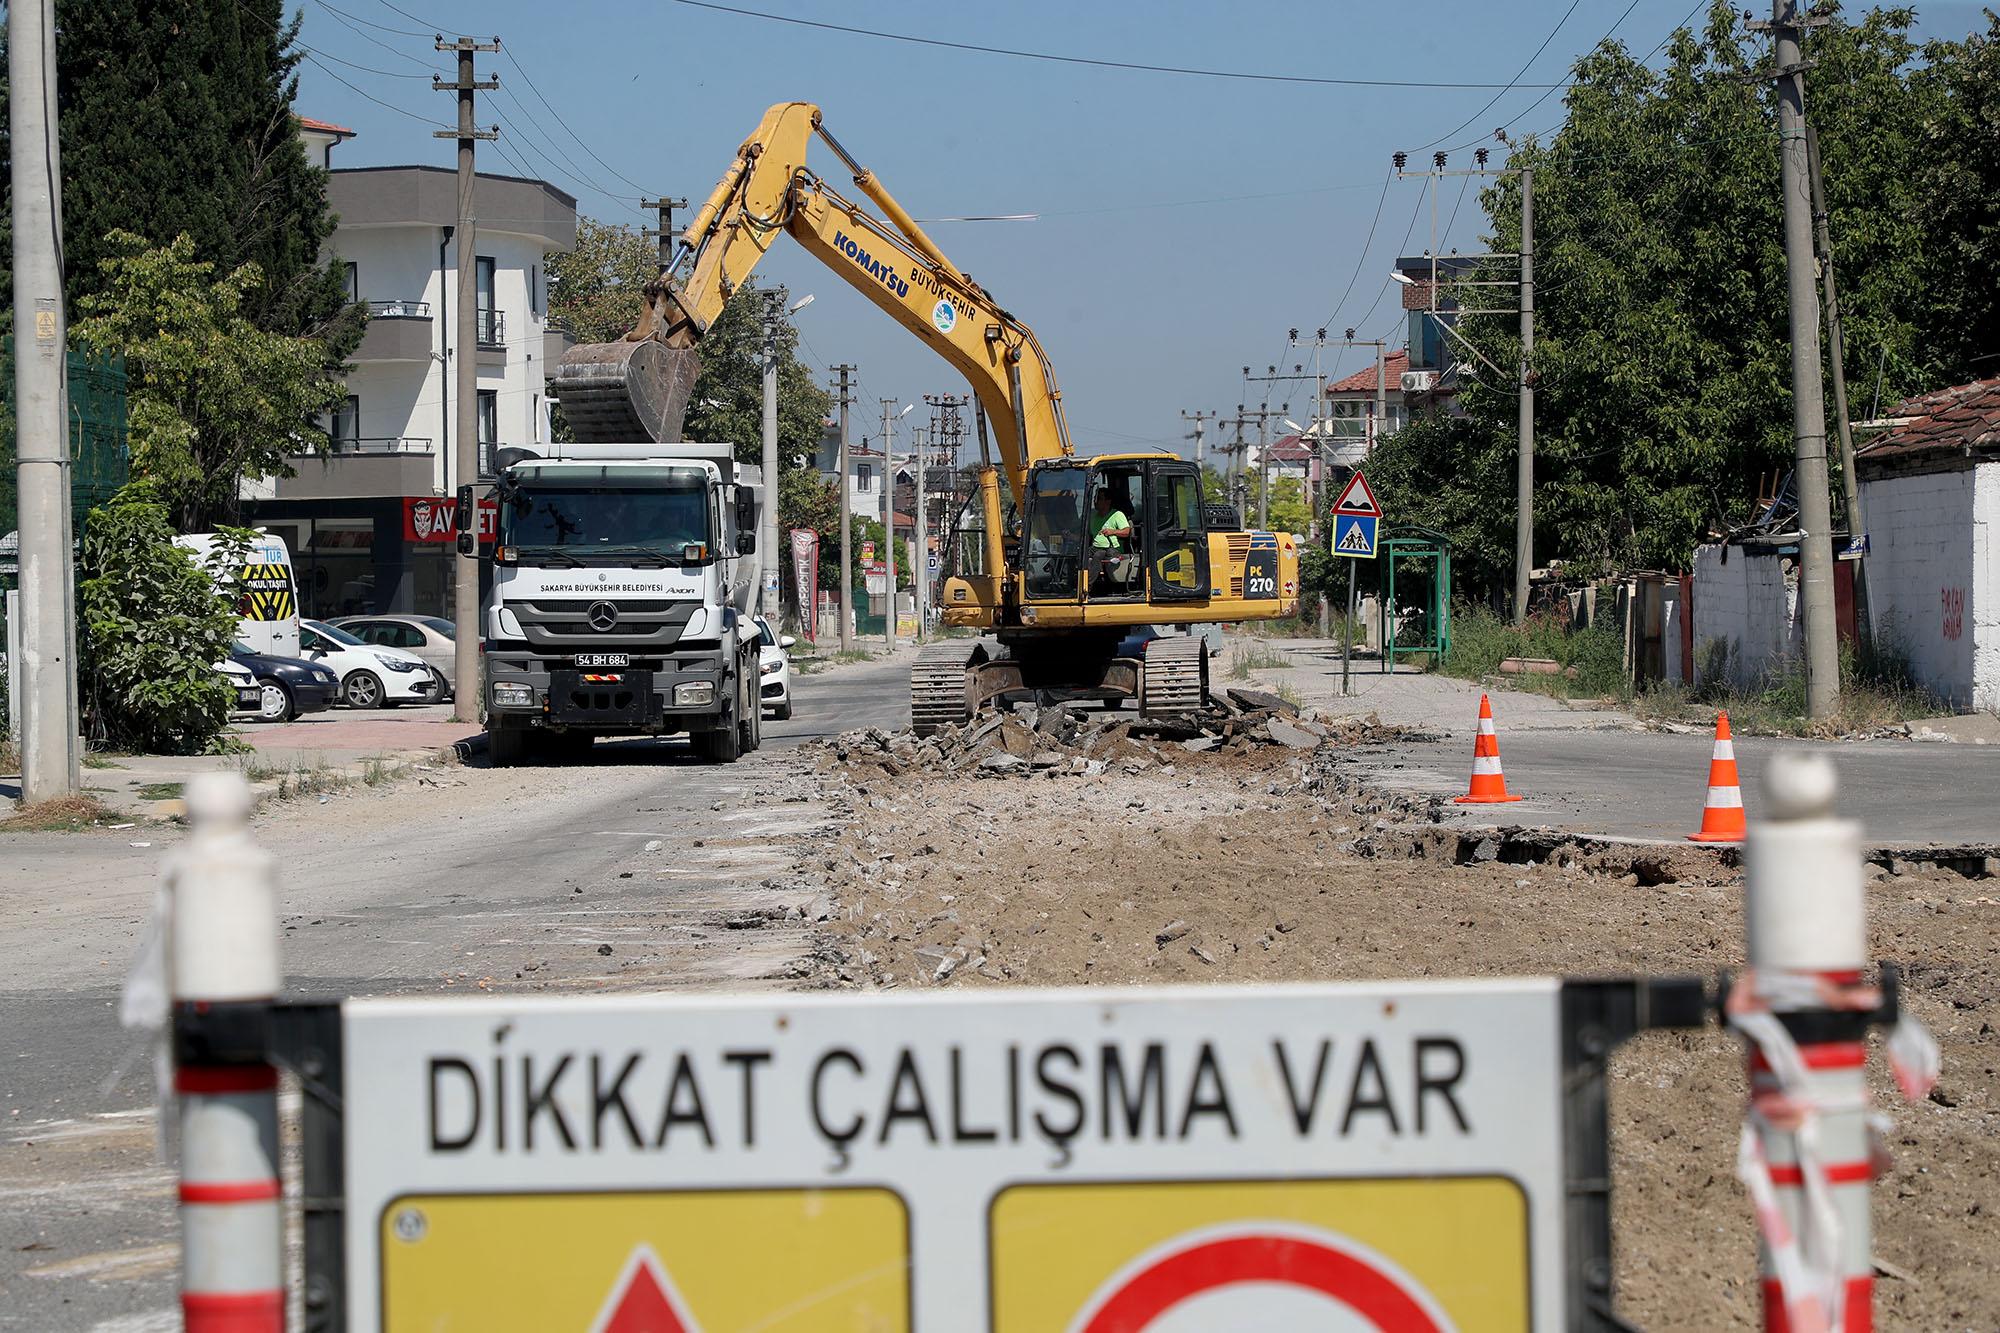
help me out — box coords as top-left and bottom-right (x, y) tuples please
(1857, 468), (1981, 709)
(1690, 545), (1801, 690)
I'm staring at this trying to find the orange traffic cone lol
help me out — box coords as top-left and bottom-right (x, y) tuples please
(1687, 713), (1746, 842)
(1454, 693), (1523, 803)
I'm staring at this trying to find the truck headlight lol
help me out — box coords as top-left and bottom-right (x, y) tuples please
(674, 682), (715, 706)
(491, 682), (534, 707)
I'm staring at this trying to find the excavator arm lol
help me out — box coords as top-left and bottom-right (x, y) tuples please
(571, 102), (1071, 505)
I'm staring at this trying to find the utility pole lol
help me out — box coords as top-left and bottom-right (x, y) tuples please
(640, 196), (687, 274)
(1806, 125), (1871, 645)
(1180, 410), (1214, 468)
(1753, 1), (1840, 717)
(759, 290), (784, 619)
(881, 398), (897, 650)
(832, 365), (856, 653)
(435, 36), (499, 722)
(913, 422), (928, 644)
(1515, 165), (1534, 625)
(1242, 365), (1304, 529)
(10, 0), (78, 801)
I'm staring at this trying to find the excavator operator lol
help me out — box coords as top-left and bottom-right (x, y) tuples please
(1090, 489), (1136, 593)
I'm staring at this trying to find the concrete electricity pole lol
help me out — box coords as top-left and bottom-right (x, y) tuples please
(435, 36), (499, 722)
(10, 0), (79, 801)
(913, 422), (928, 644)
(1515, 165), (1535, 625)
(832, 365), (856, 653)
(640, 196), (687, 273)
(1806, 126), (1871, 644)
(880, 398), (897, 649)
(1180, 410), (1214, 468)
(760, 291), (783, 618)
(1757, 1), (1840, 717)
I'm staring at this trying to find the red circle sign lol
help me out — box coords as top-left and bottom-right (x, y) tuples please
(1069, 1225), (1452, 1333)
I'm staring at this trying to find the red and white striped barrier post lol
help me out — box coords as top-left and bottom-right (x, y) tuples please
(1730, 751), (1936, 1333)
(169, 773), (283, 1333)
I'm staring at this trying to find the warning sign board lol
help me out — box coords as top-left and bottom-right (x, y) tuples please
(342, 980), (1568, 1331)
(1333, 514), (1379, 560)
(1332, 469), (1382, 517)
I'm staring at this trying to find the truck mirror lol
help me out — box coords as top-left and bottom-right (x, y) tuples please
(734, 486), (756, 535)
(734, 531), (756, 555)
(455, 484), (474, 534)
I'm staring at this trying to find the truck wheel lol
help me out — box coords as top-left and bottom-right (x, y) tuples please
(739, 673), (762, 752)
(695, 716), (742, 763)
(487, 721), (527, 768)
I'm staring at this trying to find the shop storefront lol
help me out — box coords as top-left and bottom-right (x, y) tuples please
(240, 495), (496, 624)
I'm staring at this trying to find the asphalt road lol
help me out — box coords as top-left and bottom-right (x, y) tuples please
(0, 649), (913, 1332)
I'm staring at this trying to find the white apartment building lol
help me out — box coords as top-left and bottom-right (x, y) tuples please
(245, 123), (577, 620)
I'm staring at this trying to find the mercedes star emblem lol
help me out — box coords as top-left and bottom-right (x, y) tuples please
(586, 600), (619, 632)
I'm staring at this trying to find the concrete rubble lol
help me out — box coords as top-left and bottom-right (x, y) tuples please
(811, 690), (1417, 781)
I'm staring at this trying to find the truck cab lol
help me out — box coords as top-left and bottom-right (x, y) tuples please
(480, 442), (764, 765)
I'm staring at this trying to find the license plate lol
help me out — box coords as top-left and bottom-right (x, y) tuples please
(574, 653), (629, 668)
(235, 687), (262, 708)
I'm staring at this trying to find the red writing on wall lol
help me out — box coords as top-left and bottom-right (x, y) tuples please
(1941, 585), (1965, 642)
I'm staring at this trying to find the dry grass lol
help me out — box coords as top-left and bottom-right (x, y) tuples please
(0, 795), (118, 832)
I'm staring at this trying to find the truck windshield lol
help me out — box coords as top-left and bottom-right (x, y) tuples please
(500, 483), (708, 560)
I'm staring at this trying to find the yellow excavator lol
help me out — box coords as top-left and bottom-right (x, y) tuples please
(553, 102), (1300, 734)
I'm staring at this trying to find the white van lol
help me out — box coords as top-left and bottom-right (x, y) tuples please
(176, 530), (303, 659)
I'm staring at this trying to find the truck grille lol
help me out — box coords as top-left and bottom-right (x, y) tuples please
(510, 598), (701, 649)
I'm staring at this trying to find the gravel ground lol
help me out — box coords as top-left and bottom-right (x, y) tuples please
(798, 721), (2000, 1329)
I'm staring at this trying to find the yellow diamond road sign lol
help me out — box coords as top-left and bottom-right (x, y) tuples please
(342, 981), (1569, 1331)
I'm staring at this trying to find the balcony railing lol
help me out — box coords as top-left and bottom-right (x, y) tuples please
(299, 436), (435, 457)
(367, 299), (430, 318)
(477, 309), (505, 348)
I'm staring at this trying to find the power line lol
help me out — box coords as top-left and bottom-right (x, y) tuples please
(1409, 0), (1587, 152)
(665, 0), (1567, 90)
(1316, 168), (1393, 335)
(498, 45), (665, 197)
(311, 0), (431, 38)
(310, 0), (442, 71)
(372, 0), (448, 32)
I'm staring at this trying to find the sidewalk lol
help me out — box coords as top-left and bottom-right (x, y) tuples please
(61, 704), (481, 819)
(1235, 634), (2000, 850)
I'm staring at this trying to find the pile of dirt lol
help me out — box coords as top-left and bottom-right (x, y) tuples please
(810, 690), (1419, 781)
(782, 723), (1996, 1327)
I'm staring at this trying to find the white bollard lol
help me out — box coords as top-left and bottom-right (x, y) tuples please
(1736, 751), (1872, 1333)
(169, 773), (283, 1333)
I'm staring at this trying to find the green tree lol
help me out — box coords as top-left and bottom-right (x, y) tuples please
(1422, 2), (1937, 592)
(74, 232), (348, 531)
(681, 281), (833, 469)
(545, 217), (659, 344)
(78, 486), (246, 754)
(1, 0), (359, 348)
(1910, 14), (2000, 381)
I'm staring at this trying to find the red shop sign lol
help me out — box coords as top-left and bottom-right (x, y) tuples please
(404, 496), (498, 544)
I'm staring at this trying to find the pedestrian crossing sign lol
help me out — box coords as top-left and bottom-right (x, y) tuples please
(1334, 514), (1379, 559)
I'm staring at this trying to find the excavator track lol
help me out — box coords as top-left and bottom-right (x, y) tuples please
(912, 640), (980, 736)
(1138, 634), (1209, 718)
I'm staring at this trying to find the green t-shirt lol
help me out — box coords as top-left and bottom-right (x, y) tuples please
(1090, 508), (1130, 549)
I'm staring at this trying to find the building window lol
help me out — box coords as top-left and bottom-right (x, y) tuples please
(477, 389), (498, 475)
(342, 262), (358, 303)
(531, 393), (541, 443)
(856, 462), (872, 490)
(529, 264), (541, 317)
(331, 395), (358, 450)
(476, 256), (500, 345)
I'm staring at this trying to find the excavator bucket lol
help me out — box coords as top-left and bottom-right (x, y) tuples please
(551, 340), (703, 444)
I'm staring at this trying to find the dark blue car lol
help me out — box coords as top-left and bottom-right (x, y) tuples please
(230, 641), (340, 723)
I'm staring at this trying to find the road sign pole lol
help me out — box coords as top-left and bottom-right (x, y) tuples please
(1343, 558), (1357, 695)
(170, 774), (283, 1333)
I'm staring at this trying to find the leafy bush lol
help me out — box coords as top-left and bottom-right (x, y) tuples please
(79, 486), (246, 753)
(1441, 603), (1629, 700)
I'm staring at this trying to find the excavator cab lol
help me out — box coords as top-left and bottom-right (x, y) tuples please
(1018, 457), (1209, 605)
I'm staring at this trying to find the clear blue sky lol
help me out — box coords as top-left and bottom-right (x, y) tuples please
(297, 0), (1989, 459)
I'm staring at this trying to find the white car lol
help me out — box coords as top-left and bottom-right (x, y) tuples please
(756, 617), (794, 720)
(216, 658), (262, 713)
(299, 619), (442, 709)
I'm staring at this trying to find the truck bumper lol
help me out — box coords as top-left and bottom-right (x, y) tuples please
(485, 649), (729, 733)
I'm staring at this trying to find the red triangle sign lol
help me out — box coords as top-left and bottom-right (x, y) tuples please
(1333, 470), (1381, 517)
(589, 1246), (703, 1333)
